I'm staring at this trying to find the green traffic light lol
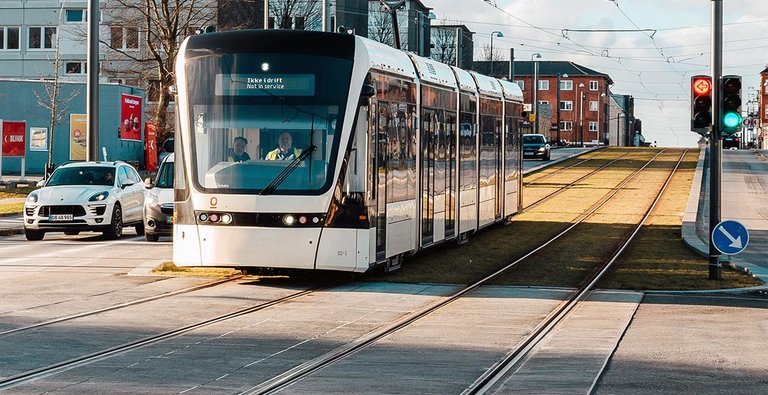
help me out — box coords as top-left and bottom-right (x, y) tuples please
(723, 112), (742, 128)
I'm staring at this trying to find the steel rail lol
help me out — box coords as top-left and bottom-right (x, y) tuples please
(244, 149), (674, 395)
(464, 149), (689, 395)
(0, 285), (327, 390)
(0, 276), (242, 338)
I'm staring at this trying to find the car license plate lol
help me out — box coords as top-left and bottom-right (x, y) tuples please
(49, 214), (73, 221)
(167, 216), (173, 224)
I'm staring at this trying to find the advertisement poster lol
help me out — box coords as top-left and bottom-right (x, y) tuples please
(145, 122), (158, 172)
(30, 127), (48, 151)
(70, 114), (87, 161)
(120, 93), (143, 141)
(2, 120), (26, 157)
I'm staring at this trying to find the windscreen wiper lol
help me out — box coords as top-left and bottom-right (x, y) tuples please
(260, 145), (317, 196)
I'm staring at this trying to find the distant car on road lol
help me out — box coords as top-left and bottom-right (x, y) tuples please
(523, 133), (551, 161)
(143, 153), (174, 242)
(158, 137), (174, 164)
(23, 161), (146, 240)
(722, 135), (740, 150)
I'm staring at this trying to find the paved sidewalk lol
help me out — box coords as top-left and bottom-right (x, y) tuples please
(682, 148), (768, 283)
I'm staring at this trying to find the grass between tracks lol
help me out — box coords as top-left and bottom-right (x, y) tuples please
(153, 261), (241, 277)
(367, 148), (762, 291)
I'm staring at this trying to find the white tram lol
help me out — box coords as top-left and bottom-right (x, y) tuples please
(172, 30), (524, 272)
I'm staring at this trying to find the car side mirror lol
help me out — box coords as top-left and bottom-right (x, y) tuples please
(121, 180), (135, 189)
(144, 177), (153, 189)
(36, 179), (45, 187)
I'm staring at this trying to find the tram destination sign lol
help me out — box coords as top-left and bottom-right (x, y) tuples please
(216, 74), (315, 96)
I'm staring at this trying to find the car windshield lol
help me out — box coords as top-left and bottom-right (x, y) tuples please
(523, 135), (546, 144)
(47, 167), (115, 187)
(184, 52), (352, 195)
(155, 161), (174, 188)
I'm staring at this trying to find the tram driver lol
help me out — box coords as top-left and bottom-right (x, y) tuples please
(227, 136), (251, 162)
(265, 132), (302, 160)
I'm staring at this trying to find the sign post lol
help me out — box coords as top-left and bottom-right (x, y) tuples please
(1, 120), (27, 181)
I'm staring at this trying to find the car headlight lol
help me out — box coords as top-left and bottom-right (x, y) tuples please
(145, 193), (158, 206)
(27, 192), (38, 203)
(537, 147), (546, 152)
(89, 191), (109, 201)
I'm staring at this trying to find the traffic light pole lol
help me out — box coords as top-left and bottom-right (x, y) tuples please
(709, 0), (723, 280)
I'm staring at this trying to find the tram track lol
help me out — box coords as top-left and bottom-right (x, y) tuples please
(522, 148), (609, 186)
(0, 276), (241, 338)
(238, 149), (686, 394)
(463, 149), (689, 394)
(0, 282), (335, 390)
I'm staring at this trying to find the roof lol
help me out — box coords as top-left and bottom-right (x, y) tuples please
(473, 60), (613, 85)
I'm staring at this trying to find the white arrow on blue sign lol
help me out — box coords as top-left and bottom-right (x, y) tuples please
(711, 220), (749, 255)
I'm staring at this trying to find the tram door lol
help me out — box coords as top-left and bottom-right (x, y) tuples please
(374, 102), (388, 262)
(421, 110), (435, 245)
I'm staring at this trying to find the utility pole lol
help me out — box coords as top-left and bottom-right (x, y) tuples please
(87, 0), (99, 161)
(709, 0), (723, 280)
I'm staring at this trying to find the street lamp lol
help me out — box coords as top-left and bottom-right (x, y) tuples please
(489, 31), (503, 76)
(577, 82), (585, 147)
(531, 52), (542, 136)
(415, 10), (436, 56)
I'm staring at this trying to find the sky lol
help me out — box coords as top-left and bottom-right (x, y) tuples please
(421, 0), (768, 147)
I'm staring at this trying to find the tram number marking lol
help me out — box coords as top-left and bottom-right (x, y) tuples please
(337, 250), (348, 256)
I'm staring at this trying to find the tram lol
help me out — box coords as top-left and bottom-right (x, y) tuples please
(172, 30), (524, 272)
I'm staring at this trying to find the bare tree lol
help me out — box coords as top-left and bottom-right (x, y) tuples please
(101, 0), (217, 144)
(269, 0), (321, 30)
(368, 4), (407, 50)
(430, 27), (457, 65)
(478, 43), (505, 62)
(33, 5), (79, 177)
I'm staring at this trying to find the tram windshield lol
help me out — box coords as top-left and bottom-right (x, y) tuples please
(184, 52), (353, 195)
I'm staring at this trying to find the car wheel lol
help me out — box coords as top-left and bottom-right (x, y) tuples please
(146, 233), (160, 242)
(135, 222), (145, 236)
(103, 204), (123, 240)
(64, 231), (80, 236)
(25, 229), (44, 241)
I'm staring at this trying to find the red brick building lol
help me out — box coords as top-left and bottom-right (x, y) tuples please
(759, 66), (768, 149)
(511, 61), (613, 145)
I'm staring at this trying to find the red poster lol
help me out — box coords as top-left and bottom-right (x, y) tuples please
(2, 120), (26, 157)
(120, 93), (143, 141)
(145, 122), (158, 172)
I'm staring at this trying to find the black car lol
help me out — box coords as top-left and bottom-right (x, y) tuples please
(523, 134), (551, 160)
(722, 136), (740, 149)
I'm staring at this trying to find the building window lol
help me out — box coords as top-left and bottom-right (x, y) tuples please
(560, 80), (573, 90)
(590, 80), (599, 91)
(65, 61), (86, 74)
(560, 101), (573, 111)
(111, 27), (138, 50)
(539, 100), (548, 105)
(538, 80), (549, 90)
(295, 17), (305, 30)
(589, 101), (598, 112)
(560, 121), (573, 131)
(515, 80), (524, 90)
(28, 26), (56, 49)
(589, 121), (598, 132)
(66, 9), (87, 23)
(0, 27), (20, 50)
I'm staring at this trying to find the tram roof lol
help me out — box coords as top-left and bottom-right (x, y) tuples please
(358, 36), (417, 80)
(470, 71), (504, 98)
(450, 66), (478, 94)
(408, 54), (458, 90)
(498, 79), (524, 103)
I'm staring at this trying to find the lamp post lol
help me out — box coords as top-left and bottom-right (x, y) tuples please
(577, 82), (585, 147)
(489, 31), (503, 76)
(531, 52), (542, 136)
(414, 10), (436, 56)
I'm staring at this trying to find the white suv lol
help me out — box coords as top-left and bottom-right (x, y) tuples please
(23, 161), (146, 240)
(143, 153), (174, 242)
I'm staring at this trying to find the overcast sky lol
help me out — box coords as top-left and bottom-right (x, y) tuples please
(422, 0), (767, 147)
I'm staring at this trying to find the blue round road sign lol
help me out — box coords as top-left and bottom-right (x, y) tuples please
(711, 220), (749, 255)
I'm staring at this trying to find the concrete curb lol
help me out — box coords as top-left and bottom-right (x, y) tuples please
(680, 147), (768, 286)
(0, 228), (23, 236)
(0, 212), (22, 218)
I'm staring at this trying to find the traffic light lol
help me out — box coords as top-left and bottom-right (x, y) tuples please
(690, 75), (712, 134)
(720, 75), (742, 136)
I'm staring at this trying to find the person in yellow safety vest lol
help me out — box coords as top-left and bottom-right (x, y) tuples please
(265, 132), (302, 160)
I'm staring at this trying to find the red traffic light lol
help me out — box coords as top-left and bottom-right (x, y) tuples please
(692, 77), (712, 95)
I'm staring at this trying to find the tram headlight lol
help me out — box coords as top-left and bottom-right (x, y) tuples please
(282, 215), (296, 226)
(209, 213), (220, 223)
(298, 216), (308, 225)
(199, 213), (209, 222)
(220, 213), (232, 224)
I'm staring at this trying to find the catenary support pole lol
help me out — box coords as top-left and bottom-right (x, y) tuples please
(87, 0), (99, 161)
(709, 0), (723, 280)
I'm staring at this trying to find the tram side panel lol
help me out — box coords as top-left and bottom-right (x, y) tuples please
(478, 97), (502, 228)
(504, 102), (523, 217)
(457, 92), (479, 237)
